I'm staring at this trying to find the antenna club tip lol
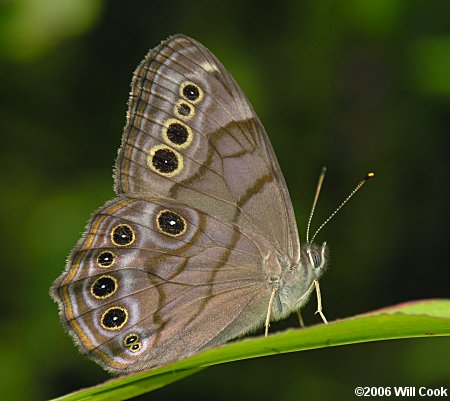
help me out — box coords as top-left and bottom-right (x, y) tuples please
(365, 172), (375, 179)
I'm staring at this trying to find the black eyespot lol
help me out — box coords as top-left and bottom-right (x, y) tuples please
(152, 148), (179, 173)
(111, 224), (134, 246)
(101, 307), (128, 330)
(130, 343), (142, 352)
(177, 102), (191, 116)
(97, 251), (116, 268)
(124, 333), (139, 346)
(157, 210), (186, 236)
(166, 123), (189, 145)
(182, 84), (200, 101)
(91, 276), (117, 299)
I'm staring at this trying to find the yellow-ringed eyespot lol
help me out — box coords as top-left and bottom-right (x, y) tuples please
(156, 209), (187, 237)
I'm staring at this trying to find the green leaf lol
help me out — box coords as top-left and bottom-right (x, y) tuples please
(51, 299), (450, 401)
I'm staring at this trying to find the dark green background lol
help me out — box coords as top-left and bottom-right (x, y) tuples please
(1, 1), (448, 400)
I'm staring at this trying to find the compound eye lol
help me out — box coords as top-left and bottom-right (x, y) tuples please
(308, 250), (322, 269)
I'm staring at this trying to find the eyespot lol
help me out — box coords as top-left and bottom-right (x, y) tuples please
(156, 209), (187, 237)
(111, 224), (135, 247)
(97, 251), (116, 268)
(129, 342), (142, 352)
(174, 100), (194, 121)
(100, 306), (128, 330)
(162, 119), (193, 149)
(91, 275), (118, 299)
(180, 81), (204, 103)
(147, 145), (183, 177)
(123, 333), (139, 346)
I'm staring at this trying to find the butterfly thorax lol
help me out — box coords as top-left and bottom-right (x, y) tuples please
(271, 242), (328, 321)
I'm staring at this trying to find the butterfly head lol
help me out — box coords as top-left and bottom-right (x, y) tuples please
(302, 241), (328, 278)
(273, 241), (328, 319)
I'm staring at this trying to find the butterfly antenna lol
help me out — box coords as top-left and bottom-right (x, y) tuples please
(306, 166), (327, 243)
(310, 172), (375, 243)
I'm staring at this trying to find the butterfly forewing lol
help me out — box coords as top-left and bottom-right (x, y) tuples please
(115, 35), (300, 260)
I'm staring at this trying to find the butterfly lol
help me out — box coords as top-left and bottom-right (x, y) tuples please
(50, 34), (330, 374)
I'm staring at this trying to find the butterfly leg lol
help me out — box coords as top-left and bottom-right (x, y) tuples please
(314, 280), (328, 324)
(264, 288), (277, 337)
(296, 309), (305, 328)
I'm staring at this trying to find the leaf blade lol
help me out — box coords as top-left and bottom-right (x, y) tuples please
(50, 299), (450, 401)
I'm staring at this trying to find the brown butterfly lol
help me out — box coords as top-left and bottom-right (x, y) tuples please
(51, 35), (330, 374)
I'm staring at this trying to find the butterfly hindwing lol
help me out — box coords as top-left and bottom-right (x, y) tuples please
(52, 196), (274, 372)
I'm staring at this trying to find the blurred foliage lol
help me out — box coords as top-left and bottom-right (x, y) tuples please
(0, 0), (102, 60)
(0, 0), (448, 400)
